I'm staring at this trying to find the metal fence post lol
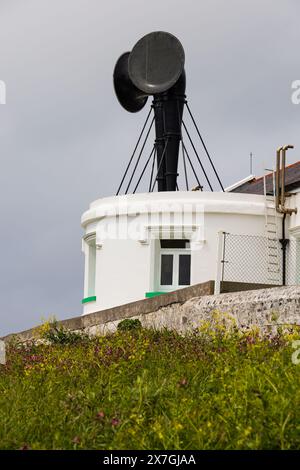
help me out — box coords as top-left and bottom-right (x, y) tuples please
(214, 231), (225, 295)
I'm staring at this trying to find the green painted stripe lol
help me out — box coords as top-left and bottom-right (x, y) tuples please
(145, 291), (168, 298)
(82, 296), (96, 304)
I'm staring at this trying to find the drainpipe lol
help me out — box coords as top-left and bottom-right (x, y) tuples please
(275, 147), (282, 212)
(281, 145), (294, 212)
(275, 145), (296, 285)
(279, 213), (288, 286)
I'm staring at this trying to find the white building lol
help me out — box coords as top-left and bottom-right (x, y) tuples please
(81, 167), (300, 316)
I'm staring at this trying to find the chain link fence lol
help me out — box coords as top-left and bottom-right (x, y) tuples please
(219, 232), (300, 286)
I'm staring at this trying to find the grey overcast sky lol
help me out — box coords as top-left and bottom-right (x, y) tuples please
(0, 0), (299, 336)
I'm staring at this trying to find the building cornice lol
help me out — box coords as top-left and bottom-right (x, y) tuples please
(81, 191), (268, 228)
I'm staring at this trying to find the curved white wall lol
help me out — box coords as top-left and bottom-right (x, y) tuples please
(81, 191), (279, 315)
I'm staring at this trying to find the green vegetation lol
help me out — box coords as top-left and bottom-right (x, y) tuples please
(40, 319), (88, 345)
(0, 315), (300, 450)
(117, 318), (142, 332)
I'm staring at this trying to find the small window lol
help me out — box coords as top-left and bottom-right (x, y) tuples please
(178, 254), (191, 285)
(158, 240), (191, 290)
(160, 239), (190, 249)
(160, 254), (174, 285)
(88, 243), (96, 297)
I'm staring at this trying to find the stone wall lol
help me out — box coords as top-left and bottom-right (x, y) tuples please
(82, 285), (300, 337)
(2, 283), (300, 343)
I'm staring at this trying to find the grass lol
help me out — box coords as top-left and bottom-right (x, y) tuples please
(0, 316), (300, 450)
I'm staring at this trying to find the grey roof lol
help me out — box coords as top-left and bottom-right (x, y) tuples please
(229, 161), (300, 195)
